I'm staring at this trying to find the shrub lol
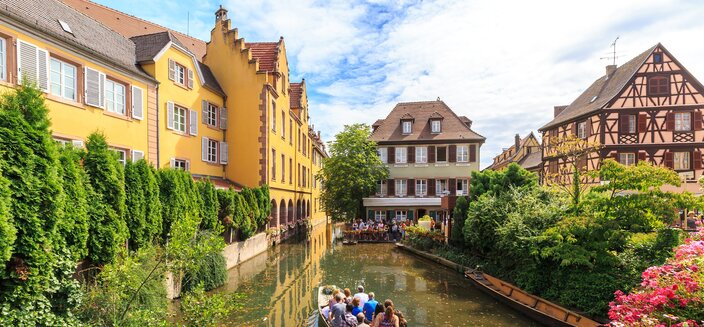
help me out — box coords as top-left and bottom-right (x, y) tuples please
(450, 196), (469, 248)
(56, 145), (90, 261)
(0, 159), (15, 264)
(198, 179), (219, 231)
(180, 285), (243, 327)
(125, 160), (147, 251)
(137, 161), (162, 248)
(181, 231), (227, 293)
(158, 169), (200, 243)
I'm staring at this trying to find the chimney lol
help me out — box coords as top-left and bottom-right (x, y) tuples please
(605, 65), (617, 77)
(215, 5), (228, 23)
(515, 134), (521, 151)
(554, 105), (568, 118)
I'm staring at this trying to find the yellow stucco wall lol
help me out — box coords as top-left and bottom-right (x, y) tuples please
(0, 22), (153, 162)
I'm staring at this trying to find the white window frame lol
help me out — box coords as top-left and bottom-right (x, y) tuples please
(271, 101), (276, 132)
(376, 180), (387, 196)
(206, 139), (218, 163)
(395, 210), (407, 221)
(675, 112), (691, 132)
(175, 63), (185, 86)
(0, 38), (5, 81)
(436, 146), (448, 162)
(457, 179), (468, 196)
(395, 147), (407, 164)
(395, 179), (407, 197)
(457, 145), (469, 162)
(374, 210), (386, 221)
(627, 115), (636, 134)
(105, 79), (126, 115)
(577, 121), (587, 139)
(416, 146), (427, 163)
(674, 151), (690, 170)
(173, 105), (187, 133)
(402, 121), (412, 134)
(415, 179), (427, 196)
(205, 103), (218, 126)
(619, 153), (636, 166)
(378, 148), (387, 163)
(436, 179), (448, 195)
(431, 120), (441, 133)
(172, 159), (188, 171)
(112, 148), (127, 166)
(49, 58), (76, 101)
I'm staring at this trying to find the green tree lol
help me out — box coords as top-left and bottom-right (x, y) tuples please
(241, 187), (261, 228)
(56, 145), (90, 261)
(450, 196), (469, 248)
(158, 169), (200, 242)
(470, 163), (537, 200)
(255, 185), (271, 227)
(84, 132), (128, 264)
(125, 160), (147, 251)
(233, 192), (254, 239)
(317, 124), (388, 221)
(197, 179), (219, 231)
(137, 161), (162, 247)
(0, 159), (15, 265)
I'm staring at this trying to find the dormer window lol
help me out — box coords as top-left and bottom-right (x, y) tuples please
(431, 120), (441, 133)
(402, 121), (412, 134)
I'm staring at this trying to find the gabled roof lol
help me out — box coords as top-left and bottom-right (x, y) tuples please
(131, 31), (224, 96)
(517, 151), (542, 170)
(459, 115), (472, 125)
(245, 42), (278, 72)
(429, 111), (444, 119)
(290, 82), (303, 109)
(370, 100), (485, 143)
(0, 0), (150, 79)
(400, 113), (414, 120)
(372, 119), (385, 127)
(486, 132), (540, 169)
(540, 44), (659, 131)
(62, 0), (207, 59)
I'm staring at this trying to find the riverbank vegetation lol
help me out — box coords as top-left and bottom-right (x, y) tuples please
(406, 159), (698, 320)
(0, 85), (268, 325)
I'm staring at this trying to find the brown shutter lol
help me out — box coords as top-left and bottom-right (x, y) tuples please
(664, 151), (674, 169)
(586, 118), (592, 137)
(408, 146), (415, 163)
(638, 114), (648, 133)
(666, 112), (675, 131)
(428, 146), (436, 163)
(428, 179), (435, 196)
(612, 151), (619, 162)
(388, 147), (395, 164)
(619, 114), (629, 134)
(695, 111), (703, 131)
(388, 179), (395, 195)
(694, 151), (702, 170)
(449, 178), (456, 195)
(638, 152), (646, 163)
(469, 144), (477, 163)
(408, 179), (415, 196)
(449, 145), (457, 163)
(571, 122), (577, 136)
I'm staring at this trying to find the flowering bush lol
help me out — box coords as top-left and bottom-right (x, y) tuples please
(609, 227), (704, 326)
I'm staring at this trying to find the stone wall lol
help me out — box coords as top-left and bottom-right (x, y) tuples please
(222, 232), (269, 270)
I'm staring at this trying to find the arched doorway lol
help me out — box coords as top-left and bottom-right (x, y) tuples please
(270, 200), (278, 227)
(287, 200), (294, 224)
(296, 199), (301, 221)
(279, 199), (286, 227)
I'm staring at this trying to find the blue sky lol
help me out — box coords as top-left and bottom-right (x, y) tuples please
(99, 0), (704, 168)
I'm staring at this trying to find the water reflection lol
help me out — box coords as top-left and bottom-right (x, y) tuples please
(217, 224), (541, 327)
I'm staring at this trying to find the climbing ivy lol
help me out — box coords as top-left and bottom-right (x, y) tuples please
(84, 132), (128, 264)
(56, 145), (90, 261)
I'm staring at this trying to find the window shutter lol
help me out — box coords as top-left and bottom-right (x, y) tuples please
(220, 141), (228, 164)
(166, 102), (175, 130)
(619, 114), (629, 133)
(638, 152), (646, 163)
(408, 146), (415, 163)
(666, 112), (675, 131)
(170, 158), (176, 167)
(17, 40), (38, 86)
(449, 145), (457, 163)
(388, 147), (395, 164)
(71, 140), (84, 148)
(37, 48), (48, 91)
(428, 146), (436, 163)
(695, 111), (703, 131)
(202, 137), (208, 162)
(449, 178), (457, 195)
(469, 144), (477, 163)
(185, 160), (190, 171)
(168, 59), (175, 81)
(664, 151), (674, 169)
(638, 114), (648, 133)
(388, 179), (395, 196)
(571, 122), (577, 136)
(131, 86), (144, 120)
(201, 100), (208, 124)
(428, 178), (436, 196)
(408, 179), (415, 196)
(84, 67), (103, 107)
(187, 68), (194, 89)
(189, 109), (198, 135)
(220, 107), (228, 129)
(694, 151), (702, 170)
(586, 118), (592, 137)
(131, 150), (144, 162)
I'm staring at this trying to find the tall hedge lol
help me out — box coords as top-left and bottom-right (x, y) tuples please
(125, 161), (147, 251)
(0, 160), (15, 264)
(137, 161), (162, 247)
(233, 193), (255, 240)
(158, 169), (201, 242)
(255, 185), (271, 227)
(198, 180), (219, 231)
(56, 145), (90, 261)
(84, 132), (128, 264)
(240, 188), (260, 228)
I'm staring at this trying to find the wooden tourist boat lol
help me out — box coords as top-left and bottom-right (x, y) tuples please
(342, 240), (358, 245)
(317, 286), (335, 327)
(464, 270), (602, 327)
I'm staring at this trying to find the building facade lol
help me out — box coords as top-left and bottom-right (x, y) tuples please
(539, 44), (704, 194)
(363, 100), (485, 223)
(485, 132), (542, 174)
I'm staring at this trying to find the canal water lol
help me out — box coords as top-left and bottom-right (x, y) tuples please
(214, 223), (541, 326)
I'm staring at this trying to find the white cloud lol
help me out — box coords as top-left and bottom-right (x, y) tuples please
(102, 0), (704, 167)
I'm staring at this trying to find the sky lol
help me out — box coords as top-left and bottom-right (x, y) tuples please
(99, 0), (704, 168)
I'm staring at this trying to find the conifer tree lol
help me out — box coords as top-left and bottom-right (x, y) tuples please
(137, 161), (162, 246)
(198, 180), (219, 231)
(56, 145), (90, 261)
(124, 160), (147, 250)
(0, 160), (15, 264)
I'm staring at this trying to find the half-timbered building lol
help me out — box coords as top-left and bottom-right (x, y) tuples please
(540, 43), (704, 193)
(485, 132), (542, 175)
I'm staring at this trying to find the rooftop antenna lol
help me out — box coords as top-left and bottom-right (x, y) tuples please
(600, 36), (620, 66)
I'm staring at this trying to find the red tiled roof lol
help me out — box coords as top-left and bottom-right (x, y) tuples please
(245, 42), (278, 72)
(290, 82), (303, 108)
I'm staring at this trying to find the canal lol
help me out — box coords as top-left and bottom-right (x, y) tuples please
(214, 223), (541, 326)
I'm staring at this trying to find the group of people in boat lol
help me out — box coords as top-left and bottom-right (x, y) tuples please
(346, 219), (409, 242)
(324, 286), (407, 327)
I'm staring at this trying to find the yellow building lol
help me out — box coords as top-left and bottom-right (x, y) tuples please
(0, 0), (156, 163)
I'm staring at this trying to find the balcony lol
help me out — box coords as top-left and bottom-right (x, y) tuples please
(362, 197), (442, 207)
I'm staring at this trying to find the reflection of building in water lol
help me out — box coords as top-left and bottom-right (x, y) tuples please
(263, 222), (330, 326)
